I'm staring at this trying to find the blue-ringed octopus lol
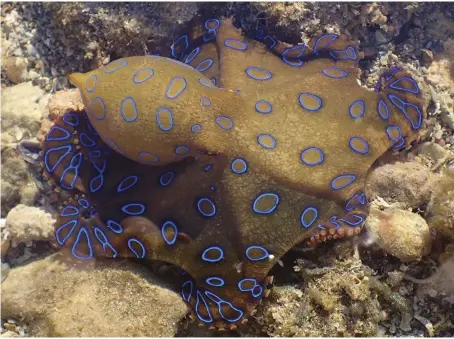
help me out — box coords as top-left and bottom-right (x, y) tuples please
(39, 18), (425, 329)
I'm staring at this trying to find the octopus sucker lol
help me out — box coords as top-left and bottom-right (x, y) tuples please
(41, 17), (425, 327)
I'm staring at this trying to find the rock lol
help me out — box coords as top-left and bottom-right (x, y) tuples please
(5, 205), (55, 244)
(366, 161), (434, 208)
(5, 57), (29, 84)
(1, 82), (49, 216)
(426, 38), (454, 96)
(1, 82), (50, 141)
(259, 257), (382, 337)
(426, 169), (454, 239)
(417, 142), (451, 165)
(421, 48), (434, 66)
(366, 207), (432, 262)
(1, 254), (188, 337)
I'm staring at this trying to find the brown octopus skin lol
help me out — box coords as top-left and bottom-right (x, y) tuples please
(40, 18), (425, 328)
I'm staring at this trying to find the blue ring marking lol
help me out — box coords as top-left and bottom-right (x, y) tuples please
(198, 78), (213, 88)
(392, 137), (405, 149)
(196, 290), (213, 323)
(328, 215), (341, 229)
(93, 226), (118, 258)
(156, 107), (174, 131)
(313, 34), (338, 54)
(211, 78), (216, 85)
(339, 214), (364, 227)
(256, 29), (264, 40)
(79, 132), (96, 147)
(300, 206), (319, 228)
(89, 174), (104, 193)
(349, 100), (365, 119)
(132, 68), (155, 84)
(71, 227), (93, 260)
(90, 209), (97, 218)
(204, 18), (220, 31)
(282, 56), (303, 67)
(252, 193), (279, 214)
(346, 46), (357, 59)
(161, 221), (178, 245)
(120, 97), (138, 122)
(349, 137), (369, 154)
(191, 123), (202, 134)
(195, 58), (214, 72)
(389, 76), (419, 94)
(138, 151), (159, 163)
(46, 125), (71, 141)
(166, 76), (187, 99)
(59, 152), (83, 190)
(331, 174), (356, 190)
(44, 145), (72, 173)
(359, 193), (366, 205)
(159, 171), (174, 187)
(175, 145), (190, 155)
(117, 175), (139, 192)
(257, 133), (277, 149)
(121, 203), (145, 216)
(185, 47), (200, 64)
(171, 35), (189, 60)
(86, 123), (99, 136)
(322, 67), (348, 79)
(202, 30), (216, 42)
(237, 278), (263, 299)
(224, 39), (247, 51)
(384, 66), (403, 81)
(263, 35), (276, 49)
(85, 74), (97, 92)
(89, 150), (101, 159)
(90, 97), (106, 120)
(78, 199), (89, 208)
(62, 113), (80, 127)
(106, 220), (123, 234)
(206, 277), (225, 287)
(201, 246), (224, 263)
(204, 291), (244, 323)
(255, 100), (272, 114)
(200, 96), (211, 107)
(345, 193), (365, 211)
(197, 197), (216, 217)
(181, 280), (193, 302)
(55, 219), (78, 245)
(300, 147), (324, 166)
(377, 99), (390, 120)
(61, 205), (79, 217)
(386, 125), (401, 142)
(127, 238), (146, 258)
(298, 93), (322, 111)
(204, 164), (212, 172)
(282, 45), (306, 67)
(215, 116), (234, 130)
(329, 46), (357, 61)
(231, 158), (248, 174)
(210, 185), (215, 191)
(93, 159), (106, 173)
(245, 245), (269, 261)
(387, 94), (423, 130)
(104, 59), (128, 73)
(246, 66), (272, 81)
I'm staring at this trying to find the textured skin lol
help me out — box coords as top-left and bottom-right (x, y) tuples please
(41, 18), (425, 327)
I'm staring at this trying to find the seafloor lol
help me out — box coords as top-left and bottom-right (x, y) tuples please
(1, 2), (453, 337)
